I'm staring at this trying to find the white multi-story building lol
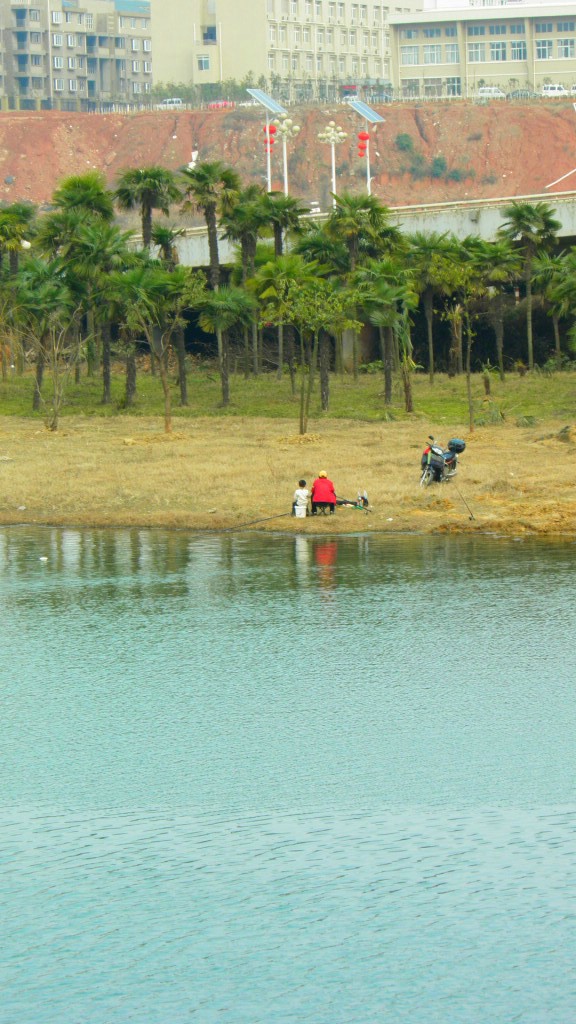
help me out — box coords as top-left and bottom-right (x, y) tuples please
(152, 0), (423, 101)
(0, 0), (152, 110)
(389, 2), (576, 97)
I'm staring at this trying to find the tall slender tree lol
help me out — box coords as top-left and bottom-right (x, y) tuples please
(115, 166), (182, 249)
(180, 161), (240, 290)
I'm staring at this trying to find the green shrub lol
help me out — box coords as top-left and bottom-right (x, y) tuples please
(395, 133), (414, 152)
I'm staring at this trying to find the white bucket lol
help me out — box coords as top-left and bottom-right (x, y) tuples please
(294, 505), (307, 519)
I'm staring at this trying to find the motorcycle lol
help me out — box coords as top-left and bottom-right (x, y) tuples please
(420, 436), (466, 486)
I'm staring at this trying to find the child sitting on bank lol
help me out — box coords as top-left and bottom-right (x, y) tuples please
(292, 479), (309, 518)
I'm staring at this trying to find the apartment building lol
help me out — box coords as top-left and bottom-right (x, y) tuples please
(0, 0), (152, 111)
(389, 3), (576, 98)
(152, 0), (423, 101)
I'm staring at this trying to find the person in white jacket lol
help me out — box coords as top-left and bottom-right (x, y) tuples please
(292, 479), (309, 518)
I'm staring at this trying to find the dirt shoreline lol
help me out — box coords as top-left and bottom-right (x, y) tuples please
(1, 416), (576, 537)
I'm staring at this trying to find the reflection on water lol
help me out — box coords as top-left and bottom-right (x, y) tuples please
(1, 528), (576, 1023)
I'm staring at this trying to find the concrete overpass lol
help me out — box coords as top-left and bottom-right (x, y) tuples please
(172, 190), (576, 267)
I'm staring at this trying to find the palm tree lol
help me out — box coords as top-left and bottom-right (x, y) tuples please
(0, 202), (36, 275)
(354, 258), (417, 406)
(151, 224), (185, 268)
(479, 238), (521, 380)
(221, 185), (268, 374)
(115, 166), (182, 249)
(262, 192), (307, 256)
(499, 201), (560, 370)
(198, 287), (256, 406)
(180, 160), (240, 290)
(254, 253), (324, 385)
(404, 231), (457, 384)
(326, 192), (399, 272)
(533, 250), (569, 370)
(52, 171), (114, 222)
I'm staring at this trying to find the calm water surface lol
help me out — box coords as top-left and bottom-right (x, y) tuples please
(1, 528), (575, 1023)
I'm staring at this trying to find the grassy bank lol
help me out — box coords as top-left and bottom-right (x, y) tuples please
(1, 368), (575, 536)
(1, 365), (576, 426)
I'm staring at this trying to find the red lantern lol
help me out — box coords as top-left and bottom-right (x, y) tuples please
(358, 130), (370, 142)
(268, 123), (277, 134)
(358, 148), (366, 157)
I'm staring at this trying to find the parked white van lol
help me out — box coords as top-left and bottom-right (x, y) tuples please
(157, 97), (184, 109)
(541, 84), (568, 97)
(477, 86), (506, 100)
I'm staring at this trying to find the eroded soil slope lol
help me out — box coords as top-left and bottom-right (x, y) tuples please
(1, 101), (575, 209)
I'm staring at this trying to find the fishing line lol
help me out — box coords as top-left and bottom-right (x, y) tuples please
(454, 485), (475, 521)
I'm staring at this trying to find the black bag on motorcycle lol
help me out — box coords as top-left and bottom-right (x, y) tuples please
(447, 438), (466, 453)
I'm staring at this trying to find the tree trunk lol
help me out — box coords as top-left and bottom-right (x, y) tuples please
(274, 223), (283, 257)
(384, 326), (393, 406)
(495, 294), (505, 381)
(276, 323), (284, 380)
(287, 325), (296, 397)
(352, 331), (358, 381)
(298, 332), (306, 435)
(101, 322), (111, 405)
(175, 326), (188, 405)
(142, 203), (152, 249)
(303, 330), (319, 433)
(220, 328), (230, 407)
(401, 363), (414, 413)
(125, 346), (137, 407)
(424, 288), (434, 384)
(319, 330), (330, 412)
(525, 259), (534, 370)
(33, 345), (45, 411)
(243, 325), (250, 378)
(252, 321), (259, 375)
(206, 205), (221, 291)
(553, 313), (561, 370)
(1, 341), (7, 381)
(156, 343), (173, 432)
(465, 310), (474, 434)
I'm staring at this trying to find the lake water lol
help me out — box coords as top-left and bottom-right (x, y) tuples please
(1, 527), (575, 1023)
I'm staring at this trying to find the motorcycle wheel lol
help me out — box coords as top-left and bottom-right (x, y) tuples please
(420, 467), (435, 487)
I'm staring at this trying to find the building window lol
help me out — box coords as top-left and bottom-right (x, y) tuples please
(69, 79), (77, 91)
(468, 42), (485, 62)
(291, 53), (299, 70)
(352, 57), (359, 74)
(424, 77), (442, 97)
(143, 39), (151, 52)
(510, 23), (525, 35)
(132, 60), (140, 72)
(268, 53), (275, 69)
(536, 39), (553, 59)
(306, 52), (313, 70)
(116, 37), (126, 48)
(317, 54), (323, 71)
(53, 34), (63, 46)
(294, 26), (301, 43)
(446, 76), (461, 96)
(558, 21), (575, 32)
(490, 42), (506, 61)
(53, 77), (64, 90)
(489, 24), (506, 36)
(349, 30), (356, 45)
(31, 77), (43, 88)
(279, 25), (287, 43)
(67, 34), (76, 47)
(511, 40), (527, 60)
(360, 5), (367, 23)
(77, 56), (84, 68)
(31, 53), (42, 66)
(535, 23), (553, 33)
(340, 28), (347, 45)
(423, 28), (440, 38)
(315, 0), (322, 16)
(445, 43), (459, 63)
(467, 25), (485, 36)
(53, 56), (64, 68)
(400, 28), (418, 39)
(51, 11), (62, 23)
(68, 56), (76, 69)
(361, 57), (367, 74)
(400, 45), (419, 65)
(402, 78), (419, 96)
(132, 81), (142, 94)
(328, 1), (336, 17)
(282, 51), (289, 70)
(445, 26), (456, 37)
(30, 32), (41, 43)
(131, 39), (140, 51)
(558, 38), (575, 59)
(351, 4), (358, 22)
(197, 54), (209, 70)
(86, 15), (93, 29)
(269, 25), (276, 43)
(339, 55), (345, 72)
(65, 12), (72, 22)
(338, 3), (345, 18)
(317, 27), (324, 44)
(304, 0), (311, 14)
(423, 44), (441, 64)
(327, 28), (333, 44)
(29, 8), (40, 21)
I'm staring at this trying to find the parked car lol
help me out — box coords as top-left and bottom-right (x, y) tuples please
(156, 97), (183, 109)
(570, 85), (576, 96)
(507, 89), (539, 100)
(477, 86), (507, 100)
(541, 83), (568, 97)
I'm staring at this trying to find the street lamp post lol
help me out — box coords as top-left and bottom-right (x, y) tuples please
(317, 121), (347, 208)
(273, 113), (301, 195)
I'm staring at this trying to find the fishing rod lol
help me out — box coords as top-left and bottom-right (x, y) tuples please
(223, 512), (293, 532)
(454, 485), (475, 521)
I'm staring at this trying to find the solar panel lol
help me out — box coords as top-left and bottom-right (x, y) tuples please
(347, 99), (385, 124)
(246, 89), (287, 115)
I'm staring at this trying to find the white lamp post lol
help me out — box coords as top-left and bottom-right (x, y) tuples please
(317, 121), (347, 208)
(273, 113), (301, 195)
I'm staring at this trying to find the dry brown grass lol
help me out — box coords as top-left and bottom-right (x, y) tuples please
(1, 416), (576, 535)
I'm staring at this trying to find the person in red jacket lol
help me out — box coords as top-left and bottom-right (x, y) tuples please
(310, 471), (337, 515)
